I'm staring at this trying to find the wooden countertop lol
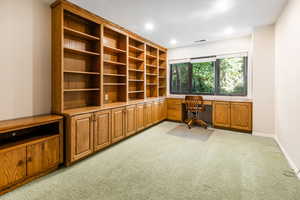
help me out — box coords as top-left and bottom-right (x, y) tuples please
(63, 97), (166, 116)
(166, 96), (253, 103)
(0, 115), (63, 134)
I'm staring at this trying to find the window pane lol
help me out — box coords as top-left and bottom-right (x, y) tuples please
(170, 63), (190, 94)
(192, 62), (214, 94)
(218, 57), (247, 96)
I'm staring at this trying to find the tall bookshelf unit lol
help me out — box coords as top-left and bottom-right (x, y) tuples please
(52, 0), (167, 114)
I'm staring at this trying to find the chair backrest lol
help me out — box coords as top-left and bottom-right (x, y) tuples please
(184, 96), (204, 111)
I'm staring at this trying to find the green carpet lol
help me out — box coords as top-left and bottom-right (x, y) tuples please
(1, 122), (299, 200)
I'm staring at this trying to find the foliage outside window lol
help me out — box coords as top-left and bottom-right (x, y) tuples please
(170, 55), (247, 96)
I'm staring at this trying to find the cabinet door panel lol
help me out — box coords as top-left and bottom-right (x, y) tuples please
(27, 136), (60, 177)
(112, 107), (126, 143)
(126, 105), (136, 137)
(144, 102), (152, 127)
(0, 147), (26, 189)
(94, 110), (111, 151)
(71, 114), (93, 161)
(167, 99), (182, 121)
(213, 101), (231, 128)
(231, 102), (252, 131)
(136, 104), (144, 131)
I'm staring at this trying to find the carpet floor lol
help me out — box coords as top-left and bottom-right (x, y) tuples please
(1, 122), (299, 200)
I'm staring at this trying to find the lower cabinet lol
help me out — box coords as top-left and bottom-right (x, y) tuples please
(0, 135), (60, 191)
(167, 98), (183, 121)
(144, 102), (152, 127)
(70, 113), (94, 162)
(126, 105), (136, 137)
(213, 101), (252, 132)
(94, 110), (111, 151)
(136, 103), (144, 131)
(230, 102), (252, 131)
(213, 101), (231, 128)
(27, 136), (60, 177)
(0, 146), (26, 190)
(111, 107), (126, 144)
(66, 99), (167, 165)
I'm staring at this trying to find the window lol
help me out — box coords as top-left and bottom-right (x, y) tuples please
(170, 54), (248, 96)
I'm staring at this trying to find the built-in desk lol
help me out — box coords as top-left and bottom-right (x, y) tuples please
(166, 97), (252, 132)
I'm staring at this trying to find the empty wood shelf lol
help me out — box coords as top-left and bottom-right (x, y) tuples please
(146, 54), (157, 59)
(129, 69), (144, 72)
(129, 56), (144, 62)
(147, 83), (157, 86)
(129, 79), (144, 82)
(103, 73), (126, 77)
(128, 90), (144, 93)
(64, 27), (100, 41)
(147, 64), (157, 68)
(104, 83), (126, 86)
(159, 76), (166, 79)
(64, 47), (100, 56)
(64, 88), (100, 92)
(147, 73), (158, 76)
(104, 45), (126, 54)
(129, 45), (144, 53)
(104, 60), (126, 66)
(64, 70), (100, 75)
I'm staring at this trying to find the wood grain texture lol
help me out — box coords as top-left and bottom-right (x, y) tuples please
(94, 109), (111, 151)
(230, 102), (252, 131)
(0, 115), (63, 134)
(27, 136), (60, 177)
(136, 103), (144, 132)
(0, 147), (26, 190)
(126, 105), (137, 137)
(213, 101), (231, 128)
(111, 107), (126, 143)
(70, 113), (93, 162)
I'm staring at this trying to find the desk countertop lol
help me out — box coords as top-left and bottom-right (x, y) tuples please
(167, 95), (252, 102)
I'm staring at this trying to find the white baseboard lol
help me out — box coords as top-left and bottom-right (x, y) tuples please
(252, 131), (275, 138)
(275, 136), (300, 180)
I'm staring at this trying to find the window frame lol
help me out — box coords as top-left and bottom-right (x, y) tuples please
(169, 56), (248, 96)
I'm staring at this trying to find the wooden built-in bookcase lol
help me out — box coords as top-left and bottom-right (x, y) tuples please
(52, 0), (167, 114)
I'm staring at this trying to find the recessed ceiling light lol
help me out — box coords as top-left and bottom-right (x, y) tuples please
(145, 22), (154, 31)
(224, 27), (234, 35)
(170, 39), (177, 45)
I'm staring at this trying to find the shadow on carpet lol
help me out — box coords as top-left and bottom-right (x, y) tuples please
(166, 124), (213, 142)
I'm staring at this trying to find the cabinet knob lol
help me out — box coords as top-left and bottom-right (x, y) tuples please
(27, 157), (32, 162)
(17, 160), (24, 166)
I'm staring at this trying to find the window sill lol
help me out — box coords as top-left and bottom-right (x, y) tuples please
(167, 94), (252, 102)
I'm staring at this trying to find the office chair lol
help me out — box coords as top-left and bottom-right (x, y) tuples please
(184, 96), (208, 129)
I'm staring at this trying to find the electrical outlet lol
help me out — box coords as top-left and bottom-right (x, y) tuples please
(105, 94), (109, 101)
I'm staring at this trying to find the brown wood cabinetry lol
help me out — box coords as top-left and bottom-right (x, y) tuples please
(70, 114), (94, 162)
(230, 102), (252, 131)
(213, 101), (231, 128)
(0, 146), (26, 190)
(111, 107), (126, 143)
(94, 110), (111, 151)
(136, 103), (144, 131)
(0, 115), (63, 194)
(126, 105), (137, 137)
(167, 98), (182, 121)
(144, 102), (153, 127)
(27, 136), (60, 177)
(152, 101), (160, 124)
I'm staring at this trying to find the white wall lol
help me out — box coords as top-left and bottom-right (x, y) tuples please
(252, 25), (275, 136)
(0, 0), (52, 120)
(275, 0), (300, 176)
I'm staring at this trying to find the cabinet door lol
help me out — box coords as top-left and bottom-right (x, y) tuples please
(136, 103), (144, 132)
(0, 146), (26, 189)
(27, 136), (60, 177)
(70, 113), (93, 162)
(112, 107), (126, 143)
(163, 100), (168, 119)
(230, 102), (252, 131)
(144, 102), (152, 127)
(126, 105), (137, 137)
(213, 101), (231, 128)
(94, 110), (111, 151)
(154, 101), (160, 123)
(159, 100), (166, 121)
